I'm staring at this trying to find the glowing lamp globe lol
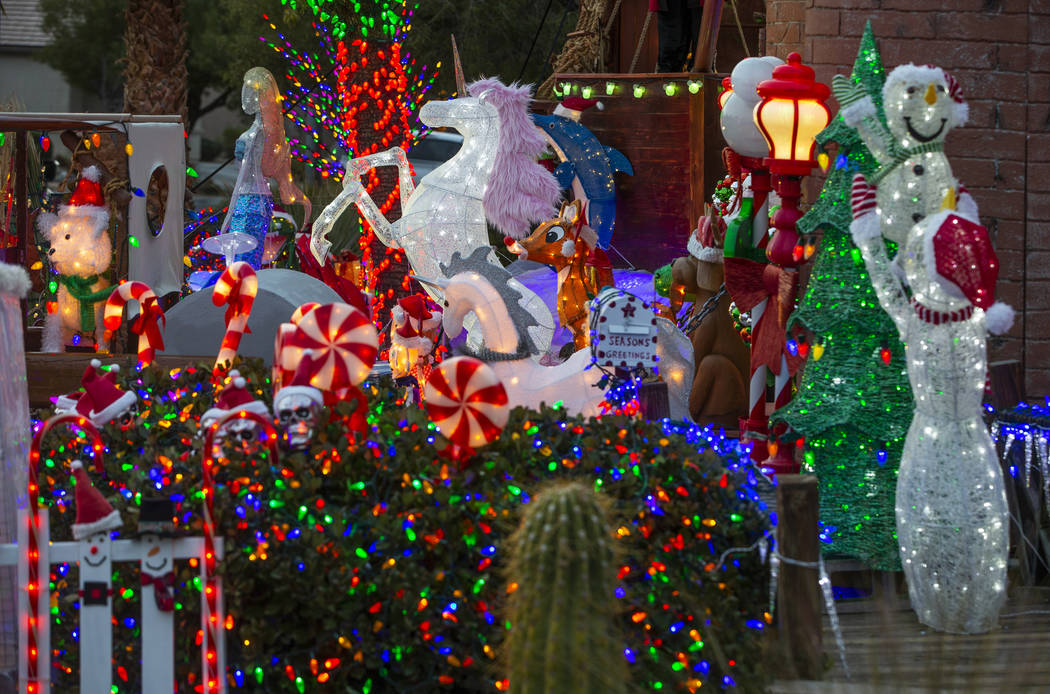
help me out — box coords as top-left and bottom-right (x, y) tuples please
(753, 52), (831, 176)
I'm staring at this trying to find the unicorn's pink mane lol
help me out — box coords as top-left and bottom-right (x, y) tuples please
(467, 78), (560, 239)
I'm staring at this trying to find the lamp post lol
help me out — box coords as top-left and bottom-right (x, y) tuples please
(752, 52), (831, 475)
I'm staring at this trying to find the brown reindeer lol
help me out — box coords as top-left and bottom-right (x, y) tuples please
(670, 207), (750, 428)
(506, 200), (614, 352)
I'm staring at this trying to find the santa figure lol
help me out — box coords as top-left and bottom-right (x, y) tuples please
(38, 166), (114, 352)
(389, 294), (442, 383)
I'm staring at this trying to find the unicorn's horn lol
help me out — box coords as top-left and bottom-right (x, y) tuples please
(451, 35), (467, 96)
(411, 275), (450, 290)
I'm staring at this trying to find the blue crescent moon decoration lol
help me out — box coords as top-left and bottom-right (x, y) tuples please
(532, 113), (633, 249)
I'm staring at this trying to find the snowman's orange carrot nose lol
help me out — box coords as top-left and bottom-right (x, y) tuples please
(925, 84), (937, 105)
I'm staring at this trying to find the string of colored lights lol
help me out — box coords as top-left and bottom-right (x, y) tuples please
(261, 3), (438, 338)
(31, 360), (773, 692)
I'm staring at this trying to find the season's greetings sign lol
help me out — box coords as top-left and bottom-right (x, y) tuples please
(590, 287), (659, 370)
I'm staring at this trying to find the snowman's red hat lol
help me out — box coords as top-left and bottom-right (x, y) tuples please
(273, 351), (324, 411)
(79, 359), (136, 426)
(70, 460), (122, 540)
(202, 370), (270, 428)
(923, 210), (998, 311)
(554, 97), (604, 121)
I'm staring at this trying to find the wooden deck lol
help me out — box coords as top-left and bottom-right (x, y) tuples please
(771, 590), (1050, 693)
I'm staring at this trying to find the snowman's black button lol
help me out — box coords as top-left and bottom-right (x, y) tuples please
(913, 164), (924, 175)
(912, 213), (924, 223)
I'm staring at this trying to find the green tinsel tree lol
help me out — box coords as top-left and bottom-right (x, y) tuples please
(773, 23), (912, 571)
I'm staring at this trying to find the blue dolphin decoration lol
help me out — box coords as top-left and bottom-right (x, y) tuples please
(532, 113), (633, 249)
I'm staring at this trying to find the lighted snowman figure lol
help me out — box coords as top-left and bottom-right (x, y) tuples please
(841, 63), (1013, 634)
(833, 64), (977, 245)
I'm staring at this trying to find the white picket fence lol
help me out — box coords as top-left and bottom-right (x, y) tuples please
(0, 523), (223, 693)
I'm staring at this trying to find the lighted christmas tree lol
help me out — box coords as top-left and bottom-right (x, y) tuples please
(773, 23), (912, 571)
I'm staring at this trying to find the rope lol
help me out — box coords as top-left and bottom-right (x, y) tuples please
(628, 11), (655, 74)
(728, 0), (751, 58)
(516, 0), (556, 83)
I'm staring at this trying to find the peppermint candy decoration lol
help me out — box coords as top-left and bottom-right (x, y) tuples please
(288, 303), (378, 390)
(424, 357), (509, 450)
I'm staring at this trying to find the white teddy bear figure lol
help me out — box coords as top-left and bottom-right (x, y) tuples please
(39, 166), (112, 352)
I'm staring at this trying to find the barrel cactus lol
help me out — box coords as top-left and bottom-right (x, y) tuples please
(505, 481), (626, 694)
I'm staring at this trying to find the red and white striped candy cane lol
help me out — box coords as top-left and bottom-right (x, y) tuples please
(104, 282), (165, 367)
(212, 262), (257, 375)
(272, 323), (298, 392)
(201, 409), (278, 694)
(24, 414), (103, 694)
(288, 303), (378, 391)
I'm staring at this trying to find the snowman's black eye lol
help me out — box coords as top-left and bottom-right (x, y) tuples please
(906, 87), (916, 95)
(937, 85), (946, 92)
(65, 234), (70, 240)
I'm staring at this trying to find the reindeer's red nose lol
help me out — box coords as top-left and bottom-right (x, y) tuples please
(503, 236), (515, 247)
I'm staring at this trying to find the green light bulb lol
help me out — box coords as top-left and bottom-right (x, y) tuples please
(632, 84), (645, 98)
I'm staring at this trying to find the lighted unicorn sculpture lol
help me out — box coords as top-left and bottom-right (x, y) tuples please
(311, 51), (561, 351)
(417, 248), (608, 418)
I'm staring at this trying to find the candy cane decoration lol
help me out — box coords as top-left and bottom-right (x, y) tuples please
(212, 262), (257, 374)
(104, 282), (165, 367)
(23, 414), (103, 694)
(201, 410), (278, 694)
(424, 357), (509, 459)
(288, 303), (378, 390)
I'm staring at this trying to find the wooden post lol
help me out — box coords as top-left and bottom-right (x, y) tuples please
(776, 474), (823, 680)
(691, 0), (725, 72)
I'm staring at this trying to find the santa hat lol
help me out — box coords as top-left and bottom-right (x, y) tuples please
(688, 210), (727, 262)
(202, 370), (271, 428)
(273, 351), (324, 412)
(923, 209), (1000, 311)
(70, 460), (122, 540)
(78, 360), (136, 426)
(553, 96), (604, 121)
(394, 294), (441, 339)
(63, 166), (110, 229)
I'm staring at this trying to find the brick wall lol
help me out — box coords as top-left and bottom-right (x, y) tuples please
(766, 0), (1046, 396)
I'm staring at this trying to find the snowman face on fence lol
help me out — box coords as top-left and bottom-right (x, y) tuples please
(884, 69), (955, 149)
(140, 534), (171, 577)
(81, 531), (111, 568)
(276, 393), (319, 449)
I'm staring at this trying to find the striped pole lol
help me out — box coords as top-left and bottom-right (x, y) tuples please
(744, 169), (773, 462)
(24, 415), (104, 694)
(212, 262), (258, 376)
(201, 410), (279, 694)
(104, 281), (165, 367)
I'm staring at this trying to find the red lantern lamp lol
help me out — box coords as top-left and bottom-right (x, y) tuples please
(752, 52), (832, 177)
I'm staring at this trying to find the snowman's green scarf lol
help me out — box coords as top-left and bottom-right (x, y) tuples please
(872, 141), (944, 185)
(56, 273), (115, 333)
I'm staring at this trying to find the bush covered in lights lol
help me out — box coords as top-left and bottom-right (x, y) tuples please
(34, 359), (772, 693)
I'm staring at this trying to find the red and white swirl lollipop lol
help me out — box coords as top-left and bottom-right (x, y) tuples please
(288, 303), (378, 390)
(424, 356), (509, 452)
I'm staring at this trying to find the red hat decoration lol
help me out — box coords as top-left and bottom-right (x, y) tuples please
(202, 370), (271, 429)
(925, 211), (998, 310)
(70, 360), (137, 426)
(393, 294), (441, 340)
(68, 166), (106, 208)
(71, 460), (123, 540)
(553, 96), (604, 121)
(273, 350), (324, 411)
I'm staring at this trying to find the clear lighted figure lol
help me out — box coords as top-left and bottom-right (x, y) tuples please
(312, 67), (557, 353)
(840, 63), (1012, 633)
(209, 67), (311, 270)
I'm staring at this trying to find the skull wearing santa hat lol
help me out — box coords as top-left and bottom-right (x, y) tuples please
(202, 370), (271, 454)
(55, 359), (138, 428)
(273, 350), (324, 449)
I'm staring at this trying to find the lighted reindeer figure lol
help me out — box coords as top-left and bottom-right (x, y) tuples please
(507, 200), (614, 351)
